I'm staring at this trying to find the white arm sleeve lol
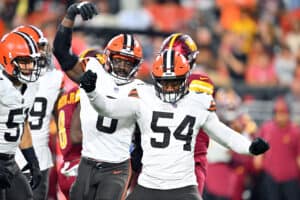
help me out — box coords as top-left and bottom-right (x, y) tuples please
(86, 90), (138, 119)
(203, 112), (252, 155)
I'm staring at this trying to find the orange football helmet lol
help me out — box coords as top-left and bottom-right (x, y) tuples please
(160, 33), (199, 69)
(0, 31), (41, 83)
(104, 34), (143, 84)
(13, 25), (51, 69)
(152, 49), (190, 103)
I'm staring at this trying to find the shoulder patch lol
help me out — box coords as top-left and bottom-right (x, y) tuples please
(128, 88), (139, 98)
(189, 80), (214, 95)
(208, 100), (216, 111)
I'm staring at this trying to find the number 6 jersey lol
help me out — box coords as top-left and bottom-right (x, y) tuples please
(80, 57), (144, 162)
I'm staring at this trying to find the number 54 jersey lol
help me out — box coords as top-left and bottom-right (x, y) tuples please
(133, 85), (217, 190)
(80, 58), (144, 162)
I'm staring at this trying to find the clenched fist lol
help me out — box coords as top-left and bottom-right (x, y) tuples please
(249, 138), (270, 155)
(80, 70), (97, 93)
(66, 1), (98, 21)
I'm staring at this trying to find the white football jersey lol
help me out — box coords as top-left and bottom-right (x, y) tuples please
(86, 84), (252, 189)
(0, 71), (39, 155)
(80, 58), (144, 162)
(15, 69), (63, 170)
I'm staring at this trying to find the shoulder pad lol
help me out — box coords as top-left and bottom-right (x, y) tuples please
(189, 79), (214, 95)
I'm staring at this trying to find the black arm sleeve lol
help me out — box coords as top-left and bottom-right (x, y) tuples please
(53, 24), (79, 71)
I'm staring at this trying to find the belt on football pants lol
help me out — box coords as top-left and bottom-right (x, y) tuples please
(0, 153), (14, 161)
(83, 157), (128, 169)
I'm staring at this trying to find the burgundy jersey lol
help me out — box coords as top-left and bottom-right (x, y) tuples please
(56, 87), (82, 162)
(188, 72), (214, 194)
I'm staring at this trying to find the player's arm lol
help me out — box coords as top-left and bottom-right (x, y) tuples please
(70, 103), (82, 144)
(19, 120), (42, 190)
(80, 70), (138, 119)
(53, 1), (97, 83)
(203, 112), (269, 156)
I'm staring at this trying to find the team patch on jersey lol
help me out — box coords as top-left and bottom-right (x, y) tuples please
(208, 100), (216, 111)
(128, 89), (139, 98)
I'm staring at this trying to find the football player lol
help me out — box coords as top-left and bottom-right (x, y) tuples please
(53, 2), (145, 199)
(80, 49), (270, 200)
(0, 31), (42, 199)
(13, 25), (64, 200)
(159, 33), (214, 194)
(56, 86), (82, 200)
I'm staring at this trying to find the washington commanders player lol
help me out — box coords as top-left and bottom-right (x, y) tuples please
(80, 49), (270, 200)
(0, 31), (42, 199)
(13, 25), (64, 200)
(53, 2), (145, 199)
(56, 86), (81, 200)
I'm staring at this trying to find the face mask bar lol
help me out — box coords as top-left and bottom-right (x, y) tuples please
(12, 55), (41, 83)
(154, 77), (188, 103)
(107, 52), (141, 84)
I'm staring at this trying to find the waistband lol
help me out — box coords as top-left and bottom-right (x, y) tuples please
(82, 157), (129, 169)
(0, 153), (14, 161)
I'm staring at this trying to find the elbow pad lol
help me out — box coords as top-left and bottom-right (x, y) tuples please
(53, 24), (79, 71)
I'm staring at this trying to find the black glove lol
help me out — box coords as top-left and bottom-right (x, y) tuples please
(249, 138), (270, 155)
(80, 70), (97, 93)
(22, 159), (42, 190)
(0, 166), (13, 189)
(66, 1), (98, 21)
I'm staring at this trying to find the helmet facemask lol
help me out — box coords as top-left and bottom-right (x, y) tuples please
(37, 38), (52, 75)
(154, 76), (188, 103)
(12, 55), (41, 83)
(106, 51), (141, 85)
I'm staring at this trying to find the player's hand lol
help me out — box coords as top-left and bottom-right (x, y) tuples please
(0, 166), (13, 189)
(66, 1), (98, 21)
(249, 138), (270, 155)
(22, 159), (42, 190)
(80, 70), (97, 93)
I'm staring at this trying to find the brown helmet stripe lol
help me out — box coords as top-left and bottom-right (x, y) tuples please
(13, 31), (38, 54)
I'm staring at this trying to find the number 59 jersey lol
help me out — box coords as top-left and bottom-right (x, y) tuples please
(15, 69), (64, 170)
(80, 58), (144, 162)
(135, 85), (215, 190)
(0, 71), (38, 155)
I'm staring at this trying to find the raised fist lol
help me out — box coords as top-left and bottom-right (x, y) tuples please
(66, 1), (98, 21)
(80, 70), (97, 93)
(249, 138), (270, 155)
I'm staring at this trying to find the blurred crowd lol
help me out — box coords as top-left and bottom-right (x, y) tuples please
(1, 0), (300, 200)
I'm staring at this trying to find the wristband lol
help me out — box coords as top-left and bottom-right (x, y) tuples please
(21, 147), (38, 163)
